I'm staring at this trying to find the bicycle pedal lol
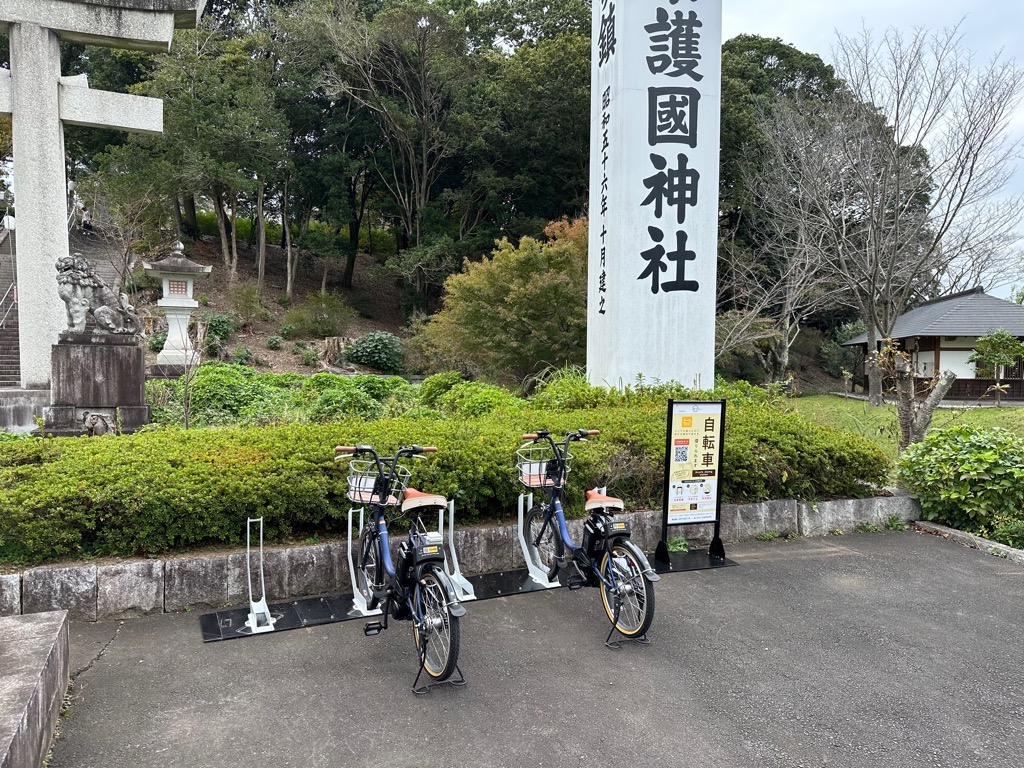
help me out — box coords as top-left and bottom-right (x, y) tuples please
(363, 621), (385, 636)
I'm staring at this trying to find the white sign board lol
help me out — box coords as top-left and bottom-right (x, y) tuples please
(587, 0), (722, 389)
(664, 400), (724, 525)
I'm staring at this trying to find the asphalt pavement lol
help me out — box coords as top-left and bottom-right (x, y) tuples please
(51, 531), (1024, 768)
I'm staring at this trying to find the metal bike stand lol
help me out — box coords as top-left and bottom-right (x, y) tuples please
(243, 517), (276, 635)
(412, 639), (467, 695)
(516, 493), (559, 589)
(347, 507), (382, 618)
(438, 500), (475, 602)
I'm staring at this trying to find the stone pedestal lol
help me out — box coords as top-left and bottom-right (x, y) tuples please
(42, 332), (149, 435)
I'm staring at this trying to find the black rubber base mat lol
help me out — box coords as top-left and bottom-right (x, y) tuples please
(199, 548), (737, 643)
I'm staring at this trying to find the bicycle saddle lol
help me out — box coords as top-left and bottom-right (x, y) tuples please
(584, 489), (624, 513)
(402, 487), (449, 513)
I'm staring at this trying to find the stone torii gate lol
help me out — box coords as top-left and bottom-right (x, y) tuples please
(0, 0), (205, 388)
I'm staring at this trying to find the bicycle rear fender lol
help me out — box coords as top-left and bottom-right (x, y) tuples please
(414, 563), (468, 617)
(609, 537), (661, 583)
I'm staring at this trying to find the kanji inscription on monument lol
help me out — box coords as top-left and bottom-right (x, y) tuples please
(587, 0), (722, 388)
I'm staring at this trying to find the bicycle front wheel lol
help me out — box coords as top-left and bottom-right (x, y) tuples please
(599, 541), (655, 638)
(357, 525), (385, 610)
(523, 504), (563, 580)
(412, 567), (461, 681)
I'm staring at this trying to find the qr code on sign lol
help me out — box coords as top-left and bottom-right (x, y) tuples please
(674, 445), (689, 464)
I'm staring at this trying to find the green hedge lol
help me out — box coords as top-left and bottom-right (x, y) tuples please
(0, 404), (889, 566)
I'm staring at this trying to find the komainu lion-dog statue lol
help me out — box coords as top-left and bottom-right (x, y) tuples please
(56, 254), (141, 335)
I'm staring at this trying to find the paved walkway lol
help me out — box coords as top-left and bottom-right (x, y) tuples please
(52, 533), (1024, 768)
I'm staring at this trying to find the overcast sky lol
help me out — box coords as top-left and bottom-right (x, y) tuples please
(721, 1), (1024, 295)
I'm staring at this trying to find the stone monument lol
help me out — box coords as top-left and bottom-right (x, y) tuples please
(586, 1), (722, 388)
(0, 0), (206, 390)
(143, 241), (212, 375)
(44, 253), (149, 435)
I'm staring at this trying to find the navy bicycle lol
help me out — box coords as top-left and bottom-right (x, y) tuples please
(518, 429), (660, 647)
(335, 443), (466, 692)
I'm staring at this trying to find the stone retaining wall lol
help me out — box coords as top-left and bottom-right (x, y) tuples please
(0, 493), (921, 621)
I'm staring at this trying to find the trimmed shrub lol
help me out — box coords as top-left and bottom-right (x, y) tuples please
(309, 388), (385, 423)
(147, 331), (168, 353)
(0, 402), (888, 565)
(345, 331), (405, 374)
(282, 292), (354, 339)
(197, 312), (235, 357)
(435, 381), (526, 417)
(228, 283), (270, 329)
(266, 335), (283, 350)
(897, 424), (1024, 533)
(187, 363), (268, 418)
(417, 371), (465, 407)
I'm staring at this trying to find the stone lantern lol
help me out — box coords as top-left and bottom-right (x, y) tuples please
(143, 241), (212, 373)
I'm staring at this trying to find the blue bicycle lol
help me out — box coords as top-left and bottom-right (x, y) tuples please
(518, 429), (660, 646)
(335, 443), (466, 691)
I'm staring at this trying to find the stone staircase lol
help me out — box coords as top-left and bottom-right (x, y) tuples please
(0, 229), (19, 388)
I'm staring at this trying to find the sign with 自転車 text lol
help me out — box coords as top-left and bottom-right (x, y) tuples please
(587, 0), (722, 389)
(664, 400), (725, 525)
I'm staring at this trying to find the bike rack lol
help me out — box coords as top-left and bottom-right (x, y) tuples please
(516, 493), (560, 589)
(346, 506), (382, 618)
(243, 518), (276, 635)
(437, 500), (475, 602)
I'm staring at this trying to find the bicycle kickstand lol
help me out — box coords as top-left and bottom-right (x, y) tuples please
(604, 593), (651, 650)
(411, 634), (467, 695)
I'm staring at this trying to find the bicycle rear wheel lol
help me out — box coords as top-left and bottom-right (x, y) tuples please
(357, 525), (385, 610)
(412, 566), (461, 681)
(523, 504), (563, 580)
(599, 541), (655, 638)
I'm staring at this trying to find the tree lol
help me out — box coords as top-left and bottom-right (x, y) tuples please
(877, 339), (957, 452)
(414, 218), (588, 384)
(461, 0), (590, 50)
(968, 329), (1024, 407)
(322, 1), (467, 249)
(755, 25), (1024, 413)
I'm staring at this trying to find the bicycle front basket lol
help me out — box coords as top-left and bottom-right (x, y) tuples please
(516, 444), (572, 489)
(347, 460), (411, 506)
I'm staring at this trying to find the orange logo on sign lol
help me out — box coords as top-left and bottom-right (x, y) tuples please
(680, 416), (693, 428)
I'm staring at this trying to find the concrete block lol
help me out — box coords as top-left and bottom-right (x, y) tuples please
(0, 573), (20, 616)
(164, 556), (227, 612)
(96, 560), (163, 619)
(0, 611), (69, 768)
(22, 565), (97, 621)
(799, 498), (884, 537)
(226, 548), (288, 605)
(287, 543), (344, 599)
(722, 499), (799, 541)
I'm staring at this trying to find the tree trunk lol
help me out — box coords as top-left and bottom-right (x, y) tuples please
(865, 325), (884, 405)
(342, 218), (359, 290)
(229, 190), (239, 281)
(894, 360), (957, 451)
(284, 184), (296, 300)
(182, 194), (200, 239)
(212, 190), (231, 268)
(172, 196), (184, 237)
(256, 183), (266, 296)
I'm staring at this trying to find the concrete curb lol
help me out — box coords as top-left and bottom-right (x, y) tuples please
(0, 611), (69, 768)
(1, 493), (921, 621)
(912, 520), (1024, 566)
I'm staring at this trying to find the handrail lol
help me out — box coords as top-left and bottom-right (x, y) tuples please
(0, 282), (16, 330)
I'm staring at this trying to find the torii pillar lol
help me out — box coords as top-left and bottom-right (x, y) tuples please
(0, 0), (205, 389)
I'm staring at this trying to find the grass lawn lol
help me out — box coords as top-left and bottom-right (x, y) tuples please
(787, 394), (1024, 459)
